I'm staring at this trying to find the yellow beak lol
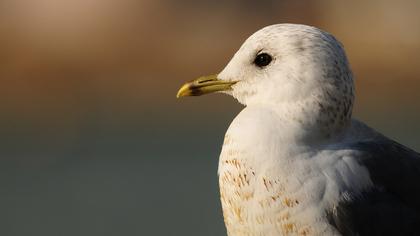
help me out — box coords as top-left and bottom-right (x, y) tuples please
(176, 74), (237, 98)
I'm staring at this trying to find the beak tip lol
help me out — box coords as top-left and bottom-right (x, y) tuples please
(176, 91), (184, 98)
(176, 84), (191, 98)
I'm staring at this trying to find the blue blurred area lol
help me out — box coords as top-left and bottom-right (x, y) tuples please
(1, 157), (225, 236)
(0, 94), (242, 235)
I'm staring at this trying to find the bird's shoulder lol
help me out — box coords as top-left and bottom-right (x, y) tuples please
(326, 119), (420, 235)
(341, 119), (420, 196)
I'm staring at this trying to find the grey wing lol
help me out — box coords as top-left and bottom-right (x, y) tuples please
(327, 139), (420, 236)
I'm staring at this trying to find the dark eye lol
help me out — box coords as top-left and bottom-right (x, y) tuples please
(254, 53), (272, 67)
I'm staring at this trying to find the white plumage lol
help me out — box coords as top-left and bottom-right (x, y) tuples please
(216, 24), (366, 235)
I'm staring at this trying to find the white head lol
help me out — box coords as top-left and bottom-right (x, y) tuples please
(178, 24), (354, 138)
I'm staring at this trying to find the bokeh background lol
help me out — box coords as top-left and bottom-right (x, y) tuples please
(1, 0), (419, 235)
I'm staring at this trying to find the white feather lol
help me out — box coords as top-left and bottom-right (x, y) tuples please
(216, 24), (374, 236)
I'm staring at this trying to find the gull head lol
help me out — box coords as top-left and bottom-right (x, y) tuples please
(177, 24), (355, 136)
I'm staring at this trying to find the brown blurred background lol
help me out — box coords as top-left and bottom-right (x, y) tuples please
(1, 0), (419, 235)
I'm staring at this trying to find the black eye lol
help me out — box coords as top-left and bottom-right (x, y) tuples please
(254, 53), (272, 67)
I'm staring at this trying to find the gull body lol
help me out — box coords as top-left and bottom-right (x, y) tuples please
(177, 24), (420, 236)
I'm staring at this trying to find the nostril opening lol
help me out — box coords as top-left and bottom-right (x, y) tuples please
(198, 79), (213, 84)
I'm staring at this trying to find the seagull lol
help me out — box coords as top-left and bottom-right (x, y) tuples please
(176, 24), (420, 236)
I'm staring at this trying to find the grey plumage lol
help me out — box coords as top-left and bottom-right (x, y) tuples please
(327, 137), (420, 235)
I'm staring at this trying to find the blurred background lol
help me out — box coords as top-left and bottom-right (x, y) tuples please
(1, 0), (419, 235)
